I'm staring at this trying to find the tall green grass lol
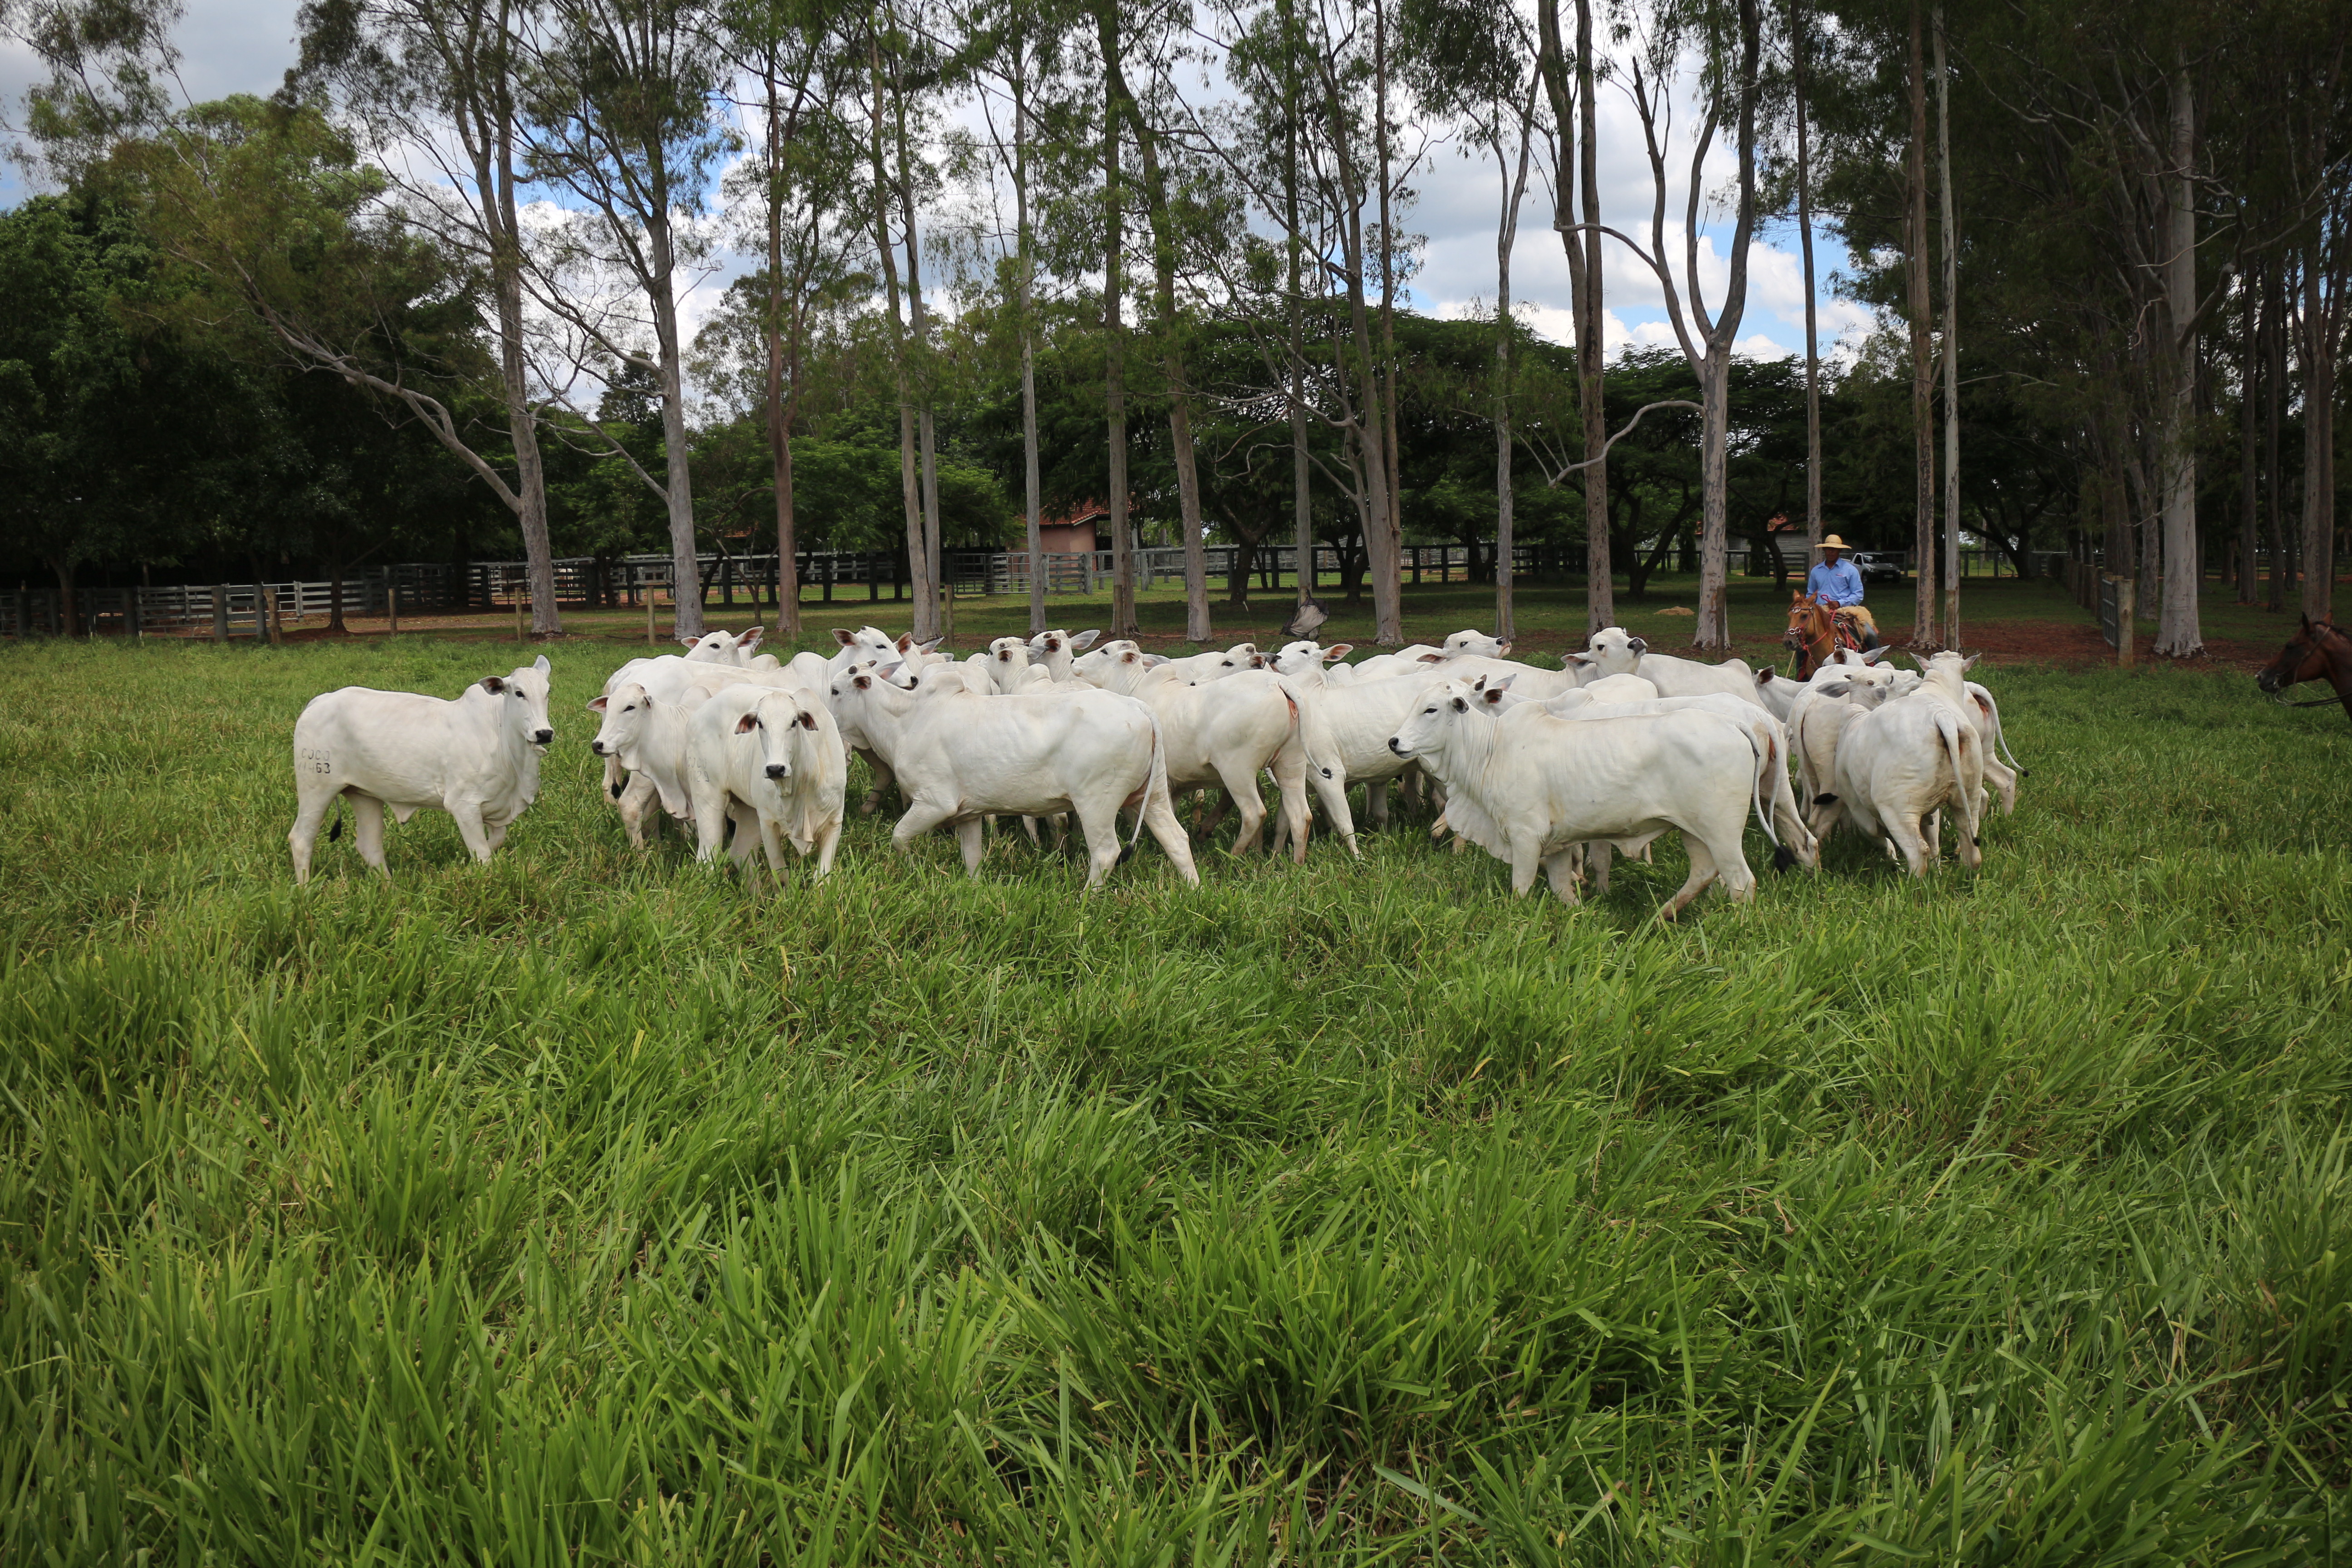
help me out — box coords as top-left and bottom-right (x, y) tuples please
(1, 635), (2347, 1562)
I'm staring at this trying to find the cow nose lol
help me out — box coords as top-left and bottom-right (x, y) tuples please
(1388, 738), (1405, 755)
(589, 740), (607, 755)
(534, 728), (554, 745)
(764, 763), (788, 779)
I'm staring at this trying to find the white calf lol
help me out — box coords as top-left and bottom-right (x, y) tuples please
(289, 656), (554, 883)
(685, 684), (846, 882)
(1820, 652), (1985, 876)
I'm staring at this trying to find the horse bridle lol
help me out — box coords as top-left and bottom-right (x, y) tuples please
(2269, 620), (2352, 706)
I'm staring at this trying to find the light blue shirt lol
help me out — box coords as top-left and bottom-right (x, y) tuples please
(1806, 557), (1864, 606)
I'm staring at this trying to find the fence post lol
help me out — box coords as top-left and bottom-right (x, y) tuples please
(645, 574), (656, 644)
(2116, 578), (2134, 668)
(212, 587), (228, 642)
(514, 577), (526, 642)
(388, 577), (400, 635)
(265, 588), (284, 647)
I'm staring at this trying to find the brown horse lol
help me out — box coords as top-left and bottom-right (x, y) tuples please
(1784, 593), (1881, 679)
(2256, 615), (2352, 720)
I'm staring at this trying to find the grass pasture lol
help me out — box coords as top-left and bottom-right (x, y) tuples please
(2, 630), (2350, 1563)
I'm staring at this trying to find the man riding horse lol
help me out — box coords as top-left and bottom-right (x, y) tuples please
(1783, 534), (1882, 677)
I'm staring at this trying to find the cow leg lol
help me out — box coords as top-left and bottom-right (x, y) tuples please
(891, 797), (959, 858)
(1366, 779), (1390, 828)
(955, 818), (986, 876)
(1267, 751), (1312, 865)
(1540, 848), (1583, 905)
(1073, 802), (1123, 889)
(1508, 837), (1545, 897)
(485, 817), (512, 854)
(1197, 787), (1232, 836)
(728, 803), (765, 868)
(1660, 838), (1721, 921)
(808, 812), (843, 879)
(1982, 757), (2018, 816)
(1213, 764), (1270, 857)
(1589, 841), (1612, 894)
(1138, 779), (1201, 887)
(618, 772), (659, 848)
(1884, 813), (1932, 877)
(289, 787), (335, 885)
(449, 801), (496, 864)
(349, 794), (390, 877)
(855, 748), (895, 815)
(1304, 760), (1358, 860)
(1922, 808), (1942, 861)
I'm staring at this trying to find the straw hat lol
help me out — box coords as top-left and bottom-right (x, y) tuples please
(1816, 534), (1850, 551)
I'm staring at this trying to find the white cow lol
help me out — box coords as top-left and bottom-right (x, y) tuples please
(1389, 676), (1774, 916)
(1819, 652), (1985, 876)
(1576, 627), (1770, 709)
(1087, 642), (1358, 859)
(289, 655), (554, 883)
(1343, 629), (1502, 683)
(588, 680), (711, 846)
(1785, 666), (1901, 825)
(684, 684), (846, 882)
(1403, 653), (1583, 699)
(1027, 628), (1102, 683)
(680, 627), (764, 664)
(1264, 642), (1455, 828)
(1539, 684), (1817, 872)
(828, 663), (1197, 888)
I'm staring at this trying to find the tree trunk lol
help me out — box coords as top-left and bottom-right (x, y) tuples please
(764, 53), (801, 644)
(1099, 5), (1136, 639)
(900, 161), (944, 636)
(1906, 0), (1937, 646)
(1934, 5), (1961, 649)
(870, 37), (936, 640)
(2239, 260), (2261, 605)
(1015, 67), (1046, 636)
(643, 190), (702, 641)
(2299, 255), (2339, 621)
(1792, 0), (1821, 557)
(2154, 64), (2203, 656)
(1493, 93), (1534, 642)
(1689, 0), (1762, 654)
(1124, 70), (1209, 644)
(2266, 256), (2287, 611)
(1283, 0), (1314, 612)
(1375, 0), (1404, 645)
(49, 557), (78, 639)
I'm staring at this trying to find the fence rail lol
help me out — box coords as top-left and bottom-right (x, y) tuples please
(0, 543), (2079, 639)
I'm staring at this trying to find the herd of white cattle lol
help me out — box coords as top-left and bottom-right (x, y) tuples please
(287, 621), (2026, 915)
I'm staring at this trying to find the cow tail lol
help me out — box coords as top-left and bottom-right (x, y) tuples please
(1746, 727), (1791, 871)
(1122, 716), (1167, 864)
(1938, 710), (1980, 846)
(1983, 691), (2028, 776)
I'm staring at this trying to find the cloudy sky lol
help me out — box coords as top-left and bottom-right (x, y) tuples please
(3, 0), (1880, 378)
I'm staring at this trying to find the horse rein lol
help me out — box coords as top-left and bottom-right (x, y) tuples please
(2268, 620), (2352, 706)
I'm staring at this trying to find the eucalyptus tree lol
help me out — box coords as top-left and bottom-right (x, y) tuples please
(1614, 0), (1765, 652)
(1535, 0), (1613, 632)
(1400, 0), (1539, 638)
(291, 0), (565, 631)
(714, 0), (862, 641)
(523, 0), (730, 636)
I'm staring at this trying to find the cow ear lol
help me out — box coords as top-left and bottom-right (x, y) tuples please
(1070, 629), (1101, 649)
(833, 628), (858, 647)
(735, 712), (760, 734)
(1120, 649), (1138, 662)
(1756, 668), (1775, 686)
(798, 708), (819, 729)
(532, 655), (551, 675)
(587, 695), (609, 711)
(1818, 681), (1851, 698)
(1565, 652), (1593, 668)
(894, 633), (915, 652)
(1469, 674), (1488, 690)
(1325, 643), (1353, 660)
(480, 676), (507, 694)
(1450, 695), (1468, 712)
(1417, 652), (1444, 663)
(738, 628), (762, 652)
(1960, 652), (1982, 669)
(678, 634), (701, 648)
(916, 637), (944, 653)
(1141, 653), (1169, 666)
(1493, 674), (1517, 691)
